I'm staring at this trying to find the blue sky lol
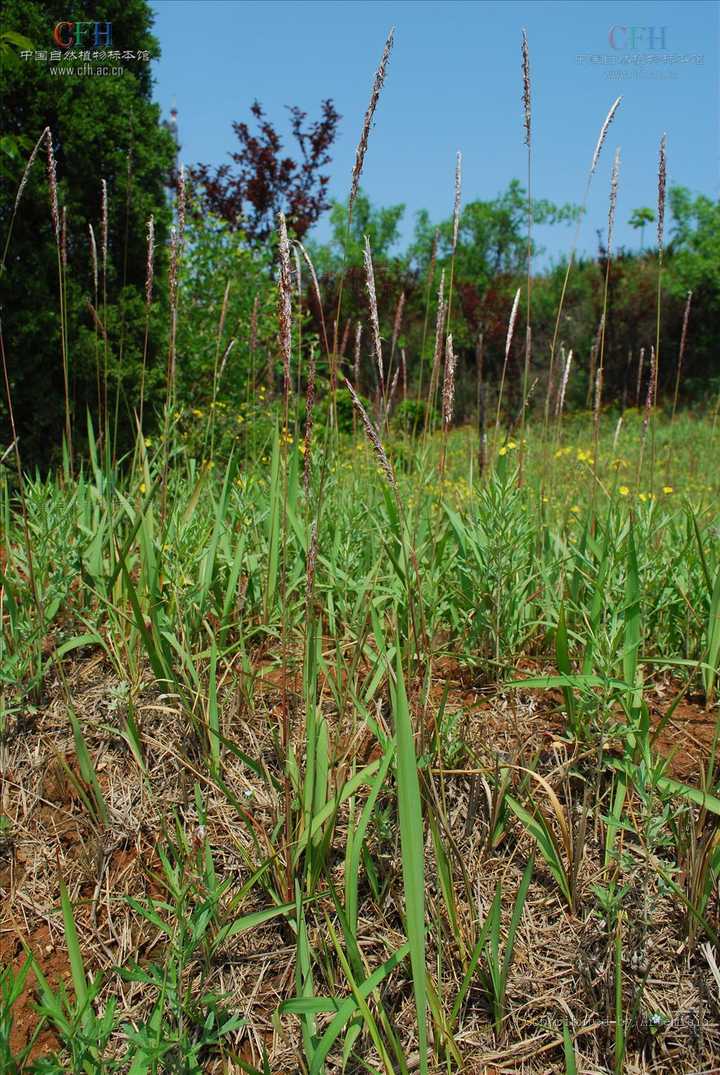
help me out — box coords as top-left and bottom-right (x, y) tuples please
(149, 0), (718, 263)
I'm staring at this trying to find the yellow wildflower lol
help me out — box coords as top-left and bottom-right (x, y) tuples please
(139, 482), (146, 495)
(619, 486), (630, 496)
(663, 485), (673, 494)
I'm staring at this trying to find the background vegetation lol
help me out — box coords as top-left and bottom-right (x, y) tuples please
(1, 0), (719, 468)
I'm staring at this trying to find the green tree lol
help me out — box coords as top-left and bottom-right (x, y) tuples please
(666, 187), (720, 390)
(410, 180), (579, 290)
(175, 208), (277, 407)
(307, 188), (406, 276)
(628, 206), (655, 251)
(0, 0), (176, 466)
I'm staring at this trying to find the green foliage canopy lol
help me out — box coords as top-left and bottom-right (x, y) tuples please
(0, 0), (176, 464)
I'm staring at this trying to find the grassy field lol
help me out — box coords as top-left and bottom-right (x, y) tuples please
(2, 405), (720, 1074)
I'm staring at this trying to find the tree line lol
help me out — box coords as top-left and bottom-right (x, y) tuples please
(1, 0), (718, 468)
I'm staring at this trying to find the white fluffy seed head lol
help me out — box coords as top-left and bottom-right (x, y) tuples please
(657, 134), (667, 252)
(442, 333), (457, 430)
(145, 215), (155, 306)
(350, 28), (394, 214)
(590, 97), (622, 178)
(15, 126), (50, 213)
(363, 236), (384, 395)
(88, 224), (98, 295)
(452, 151), (462, 253)
(521, 30), (531, 148)
(505, 288), (521, 362)
(277, 212), (292, 397)
(45, 130), (60, 239)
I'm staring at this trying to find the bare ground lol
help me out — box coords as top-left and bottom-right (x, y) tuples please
(2, 650), (719, 1073)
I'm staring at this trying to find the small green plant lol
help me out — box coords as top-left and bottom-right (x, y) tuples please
(0, 958), (38, 1074)
(450, 857), (533, 1036)
(29, 878), (119, 1074)
(120, 804), (247, 1073)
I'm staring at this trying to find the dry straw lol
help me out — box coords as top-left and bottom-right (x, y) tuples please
(349, 27), (394, 216)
